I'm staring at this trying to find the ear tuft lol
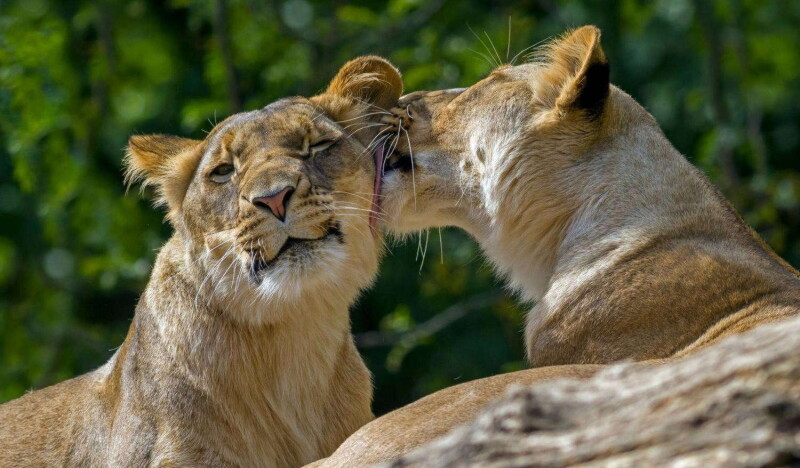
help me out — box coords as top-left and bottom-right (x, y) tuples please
(124, 134), (200, 210)
(124, 135), (197, 186)
(536, 25), (610, 119)
(324, 56), (403, 111)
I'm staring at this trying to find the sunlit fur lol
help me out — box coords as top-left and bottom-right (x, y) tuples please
(380, 25), (800, 364)
(171, 103), (381, 324)
(0, 56), (404, 468)
(314, 26), (800, 467)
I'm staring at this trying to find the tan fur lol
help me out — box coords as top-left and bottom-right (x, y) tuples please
(313, 27), (800, 466)
(307, 365), (603, 468)
(0, 56), (403, 468)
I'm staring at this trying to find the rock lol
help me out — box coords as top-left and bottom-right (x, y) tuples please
(376, 316), (800, 468)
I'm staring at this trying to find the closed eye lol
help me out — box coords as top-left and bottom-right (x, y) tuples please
(310, 139), (338, 154)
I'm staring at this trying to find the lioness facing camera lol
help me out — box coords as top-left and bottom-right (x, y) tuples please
(0, 56), (403, 468)
(312, 26), (800, 467)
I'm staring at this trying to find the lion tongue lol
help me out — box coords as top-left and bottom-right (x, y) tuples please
(370, 145), (385, 235)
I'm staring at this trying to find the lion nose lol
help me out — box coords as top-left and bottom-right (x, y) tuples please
(252, 186), (294, 222)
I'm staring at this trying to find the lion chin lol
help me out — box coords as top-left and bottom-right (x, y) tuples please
(248, 223), (344, 282)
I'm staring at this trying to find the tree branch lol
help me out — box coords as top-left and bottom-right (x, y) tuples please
(356, 291), (501, 348)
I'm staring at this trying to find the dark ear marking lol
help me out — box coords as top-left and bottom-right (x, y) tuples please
(124, 134), (201, 215)
(125, 134), (199, 185)
(575, 61), (610, 119)
(540, 25), (610, 120)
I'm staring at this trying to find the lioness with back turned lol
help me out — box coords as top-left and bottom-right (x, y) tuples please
(0, 57), (403, 468)
(314, 26), (800, 467)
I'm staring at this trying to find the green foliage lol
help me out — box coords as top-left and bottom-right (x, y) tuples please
(2, 0), (800, 414)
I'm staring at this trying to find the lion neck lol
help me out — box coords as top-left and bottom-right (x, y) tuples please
(461, 91), (664, 301)
(469, 90), (800, 366)
(151, 233), (353, 375)
(106, 233), (369, 464)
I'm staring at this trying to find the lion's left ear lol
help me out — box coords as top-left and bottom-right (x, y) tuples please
(538, 25), (610, 119)
(317, 56), (403, 117)
(124, 134), (201, 214)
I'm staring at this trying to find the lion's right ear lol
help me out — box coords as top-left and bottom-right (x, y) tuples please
(124, 134), (201, 211)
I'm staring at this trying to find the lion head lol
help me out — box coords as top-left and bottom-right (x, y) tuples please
(379, 26), (611, 231)
(125, 56), (403, 323)
(376, 26), (619, 299)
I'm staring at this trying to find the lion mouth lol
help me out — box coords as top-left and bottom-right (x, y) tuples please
(249, 223), (342, 279)
(372, 146), (414, 231)
(371, 146), (385, 233)
(383, 150), (413, 173)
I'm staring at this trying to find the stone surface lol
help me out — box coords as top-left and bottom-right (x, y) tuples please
(376, 317), (800, 468)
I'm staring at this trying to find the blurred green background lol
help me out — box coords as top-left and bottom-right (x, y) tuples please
(2, 0), (800, 415)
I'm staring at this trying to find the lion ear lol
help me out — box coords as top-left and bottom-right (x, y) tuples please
(538, 25), (609, 119)
(124, 134), (201, 212)
(323, 56), (403, 112)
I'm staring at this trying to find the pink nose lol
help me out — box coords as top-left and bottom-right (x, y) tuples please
(252, 186), (294, 221)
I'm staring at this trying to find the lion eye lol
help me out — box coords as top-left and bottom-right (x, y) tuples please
(210, 164), (235, 183)
(310, 139), (337, 154)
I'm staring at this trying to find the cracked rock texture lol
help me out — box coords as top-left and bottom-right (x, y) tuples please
(377, 316), (800, 468)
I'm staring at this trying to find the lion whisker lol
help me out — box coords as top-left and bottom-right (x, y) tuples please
(339, 218), (392, 252)
(506, 16), (512, 61)
(468, 48), (498, 70)
(350, 97), (393, 116)
(194, 247), (234, 310)
(334, 202), (381, 212)
(468, 24), (501, 69)
(484, 30), (504, 67)
(400, 125), (418, 210)
(232, 241), (249, 295)
(337, 111), (393, 125)
(211, 247), (240, 299)
(510, 40), (543, 66)
(418, 228), (431, 273)
(415, 230), (424, 262)
(334, 204), (389, 218)
(347, 123), (387, 138)
(332, 191), (380, 205)
(202, 227), (237, 239)
(361, 129), (393, 163)
(438, 227), (445, 264)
